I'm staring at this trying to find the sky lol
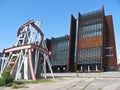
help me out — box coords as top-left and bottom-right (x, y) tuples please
(0, 0), (120, 59)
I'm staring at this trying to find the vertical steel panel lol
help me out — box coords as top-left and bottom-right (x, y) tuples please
(105, 15), (118, 71)
(101, 6), (105, 71)
(75, 13), (81, 71)
(67, 15), (76, 71)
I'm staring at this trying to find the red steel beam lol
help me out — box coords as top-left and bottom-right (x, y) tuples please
(28, 48), (36, 80)
(4, 44), (49, 55)
(17, 20), (44, 46)
(4, 45), (31, 53)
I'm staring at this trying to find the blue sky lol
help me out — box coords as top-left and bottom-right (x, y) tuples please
(0, 0), (120, 58)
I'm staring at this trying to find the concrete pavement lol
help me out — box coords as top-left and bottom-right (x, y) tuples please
(1, 72), (120, 90)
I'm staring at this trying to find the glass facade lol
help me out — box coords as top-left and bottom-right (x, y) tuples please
(51, 35), (69, 66)
(77, 9), (102, 71)
(79, 10), (102, 39)
(79, 23), (102, 38)
(0, 52), (3, 68)
(78, 47), (101, 64)
(0, 52), (3, 57)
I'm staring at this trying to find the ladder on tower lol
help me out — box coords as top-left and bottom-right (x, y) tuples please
(5, 53), (19, 75)
(2, 30), (26, 75)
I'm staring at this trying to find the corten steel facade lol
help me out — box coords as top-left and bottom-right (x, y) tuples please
(67, 15), (76, 72)
(68, 6), (118, 72)
(46, 35), (69, 72)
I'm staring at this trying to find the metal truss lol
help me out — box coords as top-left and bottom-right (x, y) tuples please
(0, 20), (54, 80)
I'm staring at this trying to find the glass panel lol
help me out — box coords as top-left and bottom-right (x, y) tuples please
(79, 23), (102, 39)
(106, 54), (113, 57)
(78, 47), (101, 64)
(105, 47), (113, 49)
(51, 36), (69, 66)
(0, 53), (3, 57)
(79, 9), (102, 39)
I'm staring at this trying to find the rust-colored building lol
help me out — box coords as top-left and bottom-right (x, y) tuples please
(68, 6), (118, 72)
(47, 6), (118, 72)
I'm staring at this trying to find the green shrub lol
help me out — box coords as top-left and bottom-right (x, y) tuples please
(0, 77), (5, 86)
(0, 72), (14, 86)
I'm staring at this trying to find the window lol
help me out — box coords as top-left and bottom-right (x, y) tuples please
(105, 47), (113, 49)
(51, 37), (69, 66)
(78, 47), (101, 64)
(106, 54), (113, 57)
(79, 23), (102, 38)
(0, 52), (3, 57)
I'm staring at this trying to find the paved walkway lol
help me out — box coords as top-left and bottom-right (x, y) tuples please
(1, 72), (120, 90)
